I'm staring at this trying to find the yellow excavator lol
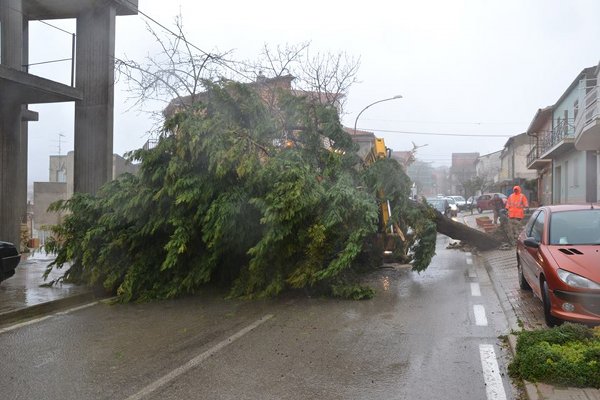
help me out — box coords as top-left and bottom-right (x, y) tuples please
(363, 137), (405, 255)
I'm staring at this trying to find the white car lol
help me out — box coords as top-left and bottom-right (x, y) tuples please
(450, 195), (466, 210)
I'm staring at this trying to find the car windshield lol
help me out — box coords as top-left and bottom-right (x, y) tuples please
(446, 198), (456, 204)
(452, 196), (465, 202)
(549, 209), (600, 245)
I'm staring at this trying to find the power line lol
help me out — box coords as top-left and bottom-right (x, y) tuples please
(26, 58), (72, 68)
(4, 4), (75, 36)
(358, 128), (512, 138)
(360, 118), (527, 126)
(36, 19), (74, 36)
(121, 0), (254, 82)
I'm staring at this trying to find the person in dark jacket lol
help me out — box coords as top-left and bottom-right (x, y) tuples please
(491, 193), (504, 224)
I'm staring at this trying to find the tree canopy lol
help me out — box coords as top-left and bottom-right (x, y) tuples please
(44, 80), (438, 302)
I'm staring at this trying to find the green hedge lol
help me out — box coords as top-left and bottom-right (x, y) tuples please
(509, 323), (600, 388)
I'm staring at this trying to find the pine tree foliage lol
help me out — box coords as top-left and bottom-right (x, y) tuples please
(44, 80), (437, 301)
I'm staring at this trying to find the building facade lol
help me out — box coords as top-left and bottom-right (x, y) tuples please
(526, 66), (599, 204)
(33, 151), (139, 244)
(449, 152), (479, 195)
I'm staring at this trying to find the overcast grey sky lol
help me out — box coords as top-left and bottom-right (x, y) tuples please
(25, 0), (600, 185)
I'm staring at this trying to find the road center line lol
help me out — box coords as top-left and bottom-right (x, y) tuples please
(474, 305), (488, 326)
(468, 269), (477, 278)
(479, 344), (507, 400)
(124, 314), (274, 400)
(471, 282), (481, 297)
(465, 252), (473, 265)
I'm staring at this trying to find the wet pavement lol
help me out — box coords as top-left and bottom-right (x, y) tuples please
(462, 210), (600, 400)
(0, 235), (515, 400)
(0, 251), (93, 324)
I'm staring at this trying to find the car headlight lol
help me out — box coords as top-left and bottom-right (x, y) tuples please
(557, 269), (600, 289)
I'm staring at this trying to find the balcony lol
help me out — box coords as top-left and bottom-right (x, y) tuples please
(538, 118), (576, 159)
(526, 145), (551, 170)
(574, 86), (600, 150)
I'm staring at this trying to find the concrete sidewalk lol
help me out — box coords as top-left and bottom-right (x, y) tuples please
(462, 211), (600, 400)
(0, 251), (95, 325)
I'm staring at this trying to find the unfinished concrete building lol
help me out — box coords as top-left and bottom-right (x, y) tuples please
(0, 0), (138, 246)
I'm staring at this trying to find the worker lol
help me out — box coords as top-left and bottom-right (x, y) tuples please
(506, 185), (528, 221)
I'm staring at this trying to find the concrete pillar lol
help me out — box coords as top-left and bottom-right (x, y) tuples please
(0, 0), (23, 67)
(73, 5), (116, 195)
(18, 18), (29, 239)
(0, 0), (23, 245)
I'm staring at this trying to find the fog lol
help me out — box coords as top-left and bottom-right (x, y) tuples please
(25, 0), (600, 187)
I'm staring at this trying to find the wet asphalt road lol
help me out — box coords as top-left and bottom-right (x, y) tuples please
(1, 234), (514, 400)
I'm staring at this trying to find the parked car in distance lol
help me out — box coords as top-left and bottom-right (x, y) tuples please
(476, 193), (507, 214)
(444, 197), (459, 217)
(426, 197), (451, 218)
(449, 196), (466, 210)
(516, 204), (600, 326)
(0, 241), (20, 283)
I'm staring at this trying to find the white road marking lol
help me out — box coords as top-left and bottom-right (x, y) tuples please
(479, 344), (508, 400)
(468, 269), (477, 278)
(0, 301), (99, 334)
(0, 315), (52, 334)
(124, 314), (274, 400)
(474, 305), (488, 326)
(55, 301), (99, 315)
(471, 282), (481, 297)
(465, 252), (473, 265)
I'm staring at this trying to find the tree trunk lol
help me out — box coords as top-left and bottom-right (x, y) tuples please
(410, 201), (502, 250)
(433, 212), (501, 250)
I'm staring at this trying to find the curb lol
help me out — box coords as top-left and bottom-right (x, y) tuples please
(0, 291), (101, 326)
(507, 334), (540, 400)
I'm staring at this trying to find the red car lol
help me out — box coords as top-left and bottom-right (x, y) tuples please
(516, 204), (600, 326)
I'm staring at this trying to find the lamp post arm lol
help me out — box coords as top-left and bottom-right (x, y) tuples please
(353, 95), (402, 134)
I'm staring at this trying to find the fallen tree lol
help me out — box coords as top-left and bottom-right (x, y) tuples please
(43, 79), (502, 301)
(419, 202), (503, 250)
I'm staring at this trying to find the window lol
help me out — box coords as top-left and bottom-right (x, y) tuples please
(57, 169), (66, 183)
(525, 210), (540, 237)
(531, 210), (545, 242)
(550, 210), (600, 245)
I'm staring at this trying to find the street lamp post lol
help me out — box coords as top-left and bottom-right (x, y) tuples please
(353, 95), (403, 134)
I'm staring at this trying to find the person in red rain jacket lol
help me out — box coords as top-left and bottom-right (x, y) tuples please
(506, 185), (528, 220)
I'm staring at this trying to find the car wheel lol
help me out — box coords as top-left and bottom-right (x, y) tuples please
(517, 258), (531, 290)
(542, 279), (561, 327)
(477, 207), (483, 214)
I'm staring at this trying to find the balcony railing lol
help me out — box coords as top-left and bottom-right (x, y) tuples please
(526, 145), (538, 166)
(575, 86), (599, 134)
(539, 118), (575, 156)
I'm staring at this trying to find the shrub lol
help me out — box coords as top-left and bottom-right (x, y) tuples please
(509, 323), (600, 388)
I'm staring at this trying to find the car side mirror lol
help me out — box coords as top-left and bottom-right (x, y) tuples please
(523, 237), (540, 249)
